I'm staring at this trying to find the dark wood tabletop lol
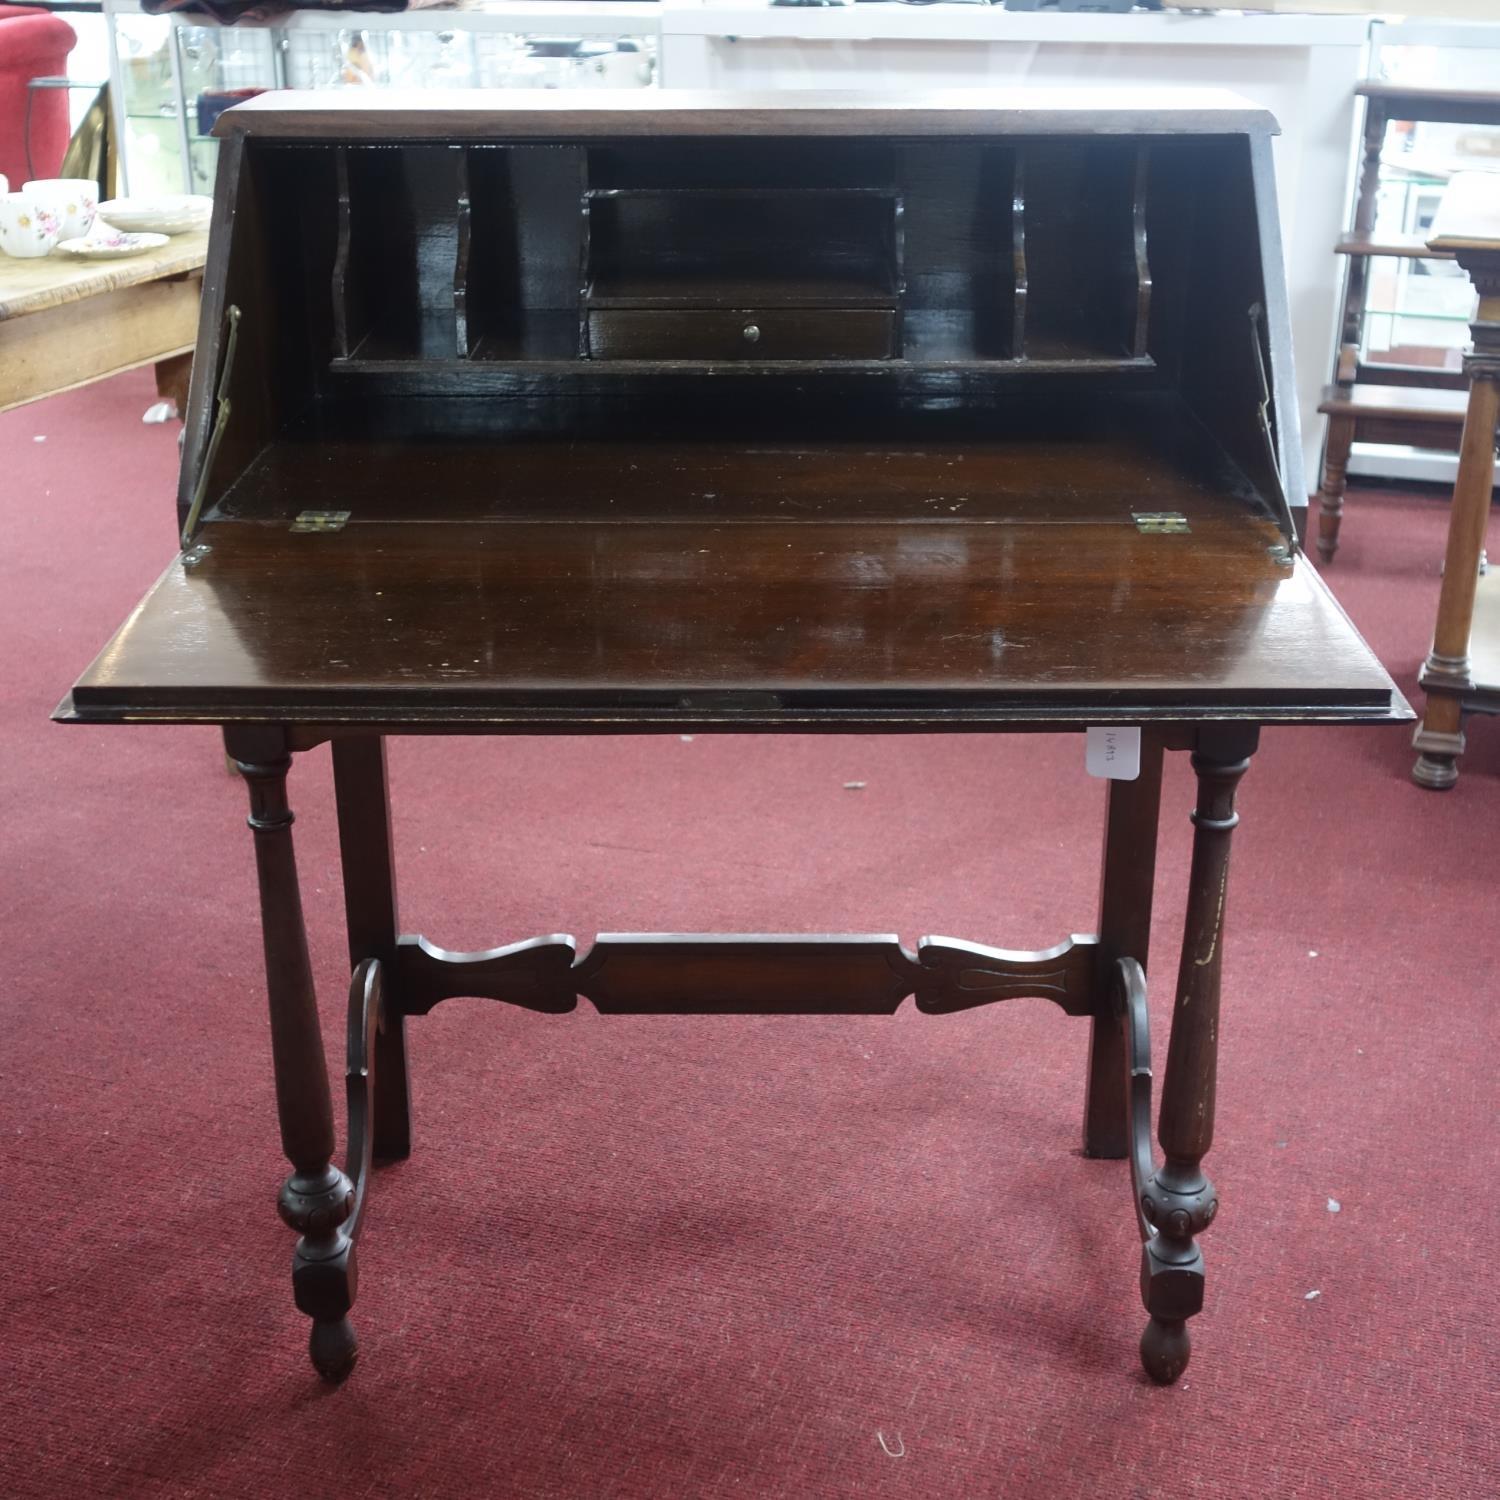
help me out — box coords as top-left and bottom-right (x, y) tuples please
(61, 510), (1395, 729)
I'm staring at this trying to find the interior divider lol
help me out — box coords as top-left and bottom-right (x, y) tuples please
(1011, 151), (1028, 361)
(330, 146), (364, 360)
(577, 148), (593, 356)
(1129, 146), (1153, 359)
(454, 147), (474, 359)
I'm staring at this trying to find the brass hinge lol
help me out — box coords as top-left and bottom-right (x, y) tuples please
(1132, 511), (1190, 535)
(290, 510), (351, 533)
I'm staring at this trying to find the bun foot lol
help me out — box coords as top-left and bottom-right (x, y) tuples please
(1411, 753), (1458, 791)
(1140, 1317), (1191, 1385)
(309, 1316), (358, 1384)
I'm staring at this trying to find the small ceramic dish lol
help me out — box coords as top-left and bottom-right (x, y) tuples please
(55, 230), (171, 260)
(94, 195), (212, 235)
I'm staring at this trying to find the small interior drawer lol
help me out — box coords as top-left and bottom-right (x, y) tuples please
(588, 308), (897, 362)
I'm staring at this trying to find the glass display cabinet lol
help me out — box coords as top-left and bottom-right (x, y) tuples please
(103, 0), (660, 198)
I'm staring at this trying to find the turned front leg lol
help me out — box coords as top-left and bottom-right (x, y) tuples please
(1139, 735), (1253, 1384)
(1412, 374), (1498, 789)
(229, 729), (359, 1382)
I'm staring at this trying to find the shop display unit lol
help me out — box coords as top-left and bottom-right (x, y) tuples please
(103, 0), (659, 198)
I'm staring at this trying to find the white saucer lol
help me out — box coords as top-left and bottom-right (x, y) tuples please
(55, 230), (171, 260)
(94, 195), (212, 235)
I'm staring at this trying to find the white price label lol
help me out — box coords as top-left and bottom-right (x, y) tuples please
(1086, 726), (1141, 781)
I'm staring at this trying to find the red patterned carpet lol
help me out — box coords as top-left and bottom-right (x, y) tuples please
(2, 369), (1495, 1498)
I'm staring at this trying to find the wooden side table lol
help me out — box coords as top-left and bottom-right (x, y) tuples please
(1411, 175), (1500, 790)
(0, 230), (206, 413)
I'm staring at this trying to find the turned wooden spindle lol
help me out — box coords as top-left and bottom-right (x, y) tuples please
(1138, 738), (1252, 1384)
(1315, 413), (1355, 565)
(230, 732), (359, 1382)
(1412, 210), (1500, 789)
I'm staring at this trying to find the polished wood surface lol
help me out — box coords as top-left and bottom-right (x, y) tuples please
(208, 391), (1274, 525)
(59, 99), (1409, 1392)
(1318, 382), (1468, 422)
(64, 515), (1393, 726)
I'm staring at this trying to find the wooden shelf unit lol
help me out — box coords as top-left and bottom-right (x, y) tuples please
(326, 136), (1158, 374)
(1313, 82), (1500, 563)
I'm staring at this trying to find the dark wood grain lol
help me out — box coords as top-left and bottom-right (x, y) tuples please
(1139, 730), (1253, 1385)
(226, 726), (358, 1384)
(587, 307), (896, 360)
(1083, 732), (1164, 1159)
(65, 515), (1398, 727)
(393, 931), (1100, 1017)
(332, 738), (410, 1160)
(61, 99), (1411, 1390)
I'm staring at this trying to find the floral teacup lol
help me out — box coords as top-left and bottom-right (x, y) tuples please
(0, 193), (61, 257)
(24, 178), (97, 240)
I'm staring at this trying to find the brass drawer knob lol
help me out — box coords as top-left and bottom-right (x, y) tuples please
(742, 323), (761, 344)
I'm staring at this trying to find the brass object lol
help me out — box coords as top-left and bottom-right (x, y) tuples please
(180, 303), (241, 549)
(291, 511), (352, 533)
(1132, 512), (1190, 534)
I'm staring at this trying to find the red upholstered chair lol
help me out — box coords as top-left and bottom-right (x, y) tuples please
(0, 4), (77, 187)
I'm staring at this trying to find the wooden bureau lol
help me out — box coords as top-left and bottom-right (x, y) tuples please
(57, 90), (1409, 1391)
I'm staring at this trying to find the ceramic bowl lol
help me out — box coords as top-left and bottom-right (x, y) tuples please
(23, 178), (97, 240)
(94, 194), (212, 236)
(0, 193), (61, 258)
